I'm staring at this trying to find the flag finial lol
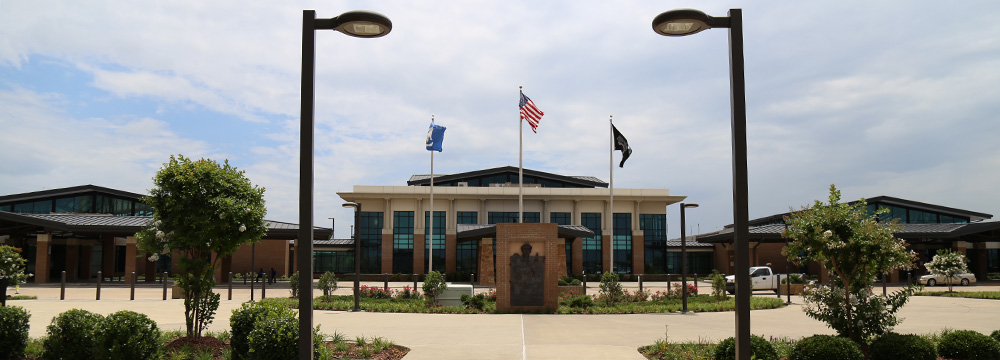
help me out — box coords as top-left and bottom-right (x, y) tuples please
(519, 85), (523, 90)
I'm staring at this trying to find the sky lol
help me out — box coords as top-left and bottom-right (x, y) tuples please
(1, 1), (999, 240)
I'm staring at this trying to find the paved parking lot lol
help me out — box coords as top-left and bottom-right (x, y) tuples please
(7, 281), (1000, 360)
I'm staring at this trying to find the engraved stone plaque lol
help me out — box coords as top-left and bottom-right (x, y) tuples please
(509, 243), (544, 306)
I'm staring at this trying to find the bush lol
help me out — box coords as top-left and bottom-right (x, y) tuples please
(318, 272), (338, 297)
(789, 335), (863, 360)
(93, 310), (161, 360)
(422, 271), (447, 305)
(712, 335), (778, 360)
(460, 293), (491, 311)
(0, 305), (30, 359)
(558, 276), (582, 286)
(599, 272), (624, 305)
(868, 332), (936, 360)
(43, 309), (104, 360)
(395, 286), (422, 300)
(711, 273), (728, 299)
(781, 274), (805, 284)
(247, 312), (297, 360)
(992, 329), (1000, 343)
(288, 271), (299, 298)
(937, 330), (1000, 360)
(559, 294), (594, 309)
(231, 301), (293, 359)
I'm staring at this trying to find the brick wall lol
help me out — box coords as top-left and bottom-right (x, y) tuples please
(495, 223), (561, 312)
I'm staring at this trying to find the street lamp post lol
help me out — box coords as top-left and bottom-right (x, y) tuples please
(300, 9), (391, 360)
(652, 8), (750, 360)
(342, 202), (362, 312)
(680, 202), (699, 313)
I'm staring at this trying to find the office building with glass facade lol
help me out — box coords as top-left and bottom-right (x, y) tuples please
(698, 196), (1000, 283)
(337, 166), (687, 276)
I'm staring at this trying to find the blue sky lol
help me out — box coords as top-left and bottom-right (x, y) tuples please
(2, 1), (999, 239)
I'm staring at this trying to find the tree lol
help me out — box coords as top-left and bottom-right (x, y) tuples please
(136, 155), (267, 338)
(0, 245), (32, 307)
(924, 249), (969, 292)
(782, 185), (918, 344)
(422, 271), (447, 306)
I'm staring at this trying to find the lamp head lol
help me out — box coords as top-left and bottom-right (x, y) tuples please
(652, 9), (714, 36)
(332, 10), (392, 38)
(342, 202), (359, 209)
(682, 203), (700, 209)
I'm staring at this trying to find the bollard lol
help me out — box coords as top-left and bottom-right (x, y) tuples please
(228, 272), (233, 300)
(96, 270), (102, 300)
(471, 273), (476, 285)
(130, 272), (136, 301)
(413, 274), (418, 292)
(882, 273), (887, 296)
(384, 273), (389, 290)
(638, 274), (643, 292)
(668, 274), (672, 292)
(582, 272), (587, 292)
(163, 272), (168, 300)
(262, 275), (267, 299)
(907, 271), (912, 285)
(61, 271), (66, 300)
(777, 274), (782, 300)
(693, 273), (698, 293)
(786, 274), (792, 305)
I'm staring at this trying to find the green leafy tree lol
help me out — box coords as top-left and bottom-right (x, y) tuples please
(0, 245), (32, 306)
(782, 185), (917, 344)
(422, 271), (447, 305)
(924, 249), (969, 292)
(599, 271), (624, 305)
(318, 272), (338, 298)
(136, 155), (267, 338)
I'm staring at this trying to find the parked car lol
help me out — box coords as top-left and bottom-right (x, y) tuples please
(724, 266), (804, 294)
(918, 273), (976, 286)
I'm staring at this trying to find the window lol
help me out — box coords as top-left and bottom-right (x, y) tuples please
(392, 211), (414, 274)
(613, 213), (632, 274)
(487, 212), (538, 224)
(455, 211), (478, 274)
(359, 212), (383, 273)
(314, 250), (354, 273)
(55, 197), (75, 213)
(457, 211), (478, 225)
(424, 211), (446, 273)
(641, 214), (667, 274)
(581, 213), (602, 274)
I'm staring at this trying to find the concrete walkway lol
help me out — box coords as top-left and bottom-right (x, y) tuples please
(7, 282), (1000, 360)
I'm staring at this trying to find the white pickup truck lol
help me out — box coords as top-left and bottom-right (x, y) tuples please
(724, 266), (802, 294)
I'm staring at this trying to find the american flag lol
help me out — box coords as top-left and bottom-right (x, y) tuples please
(519, 91), (544, 133)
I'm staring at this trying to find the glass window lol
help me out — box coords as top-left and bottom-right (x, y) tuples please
(457, 211), (478, 225)
(393, 211), (414, 274)
(488, 212), (518, 224)
(75, 195), (93, 213)
(550, 212), (571, 225)
(359, 212), (383, 274)
(55, 197), (75, 213)
(13, 202), (34, 213)
(424, 211), (446, 273)
(581, 213), (602, 274)
(641, 214), (667, 274)
(0, 204), (10, 212)
(613, 213), (632, 274)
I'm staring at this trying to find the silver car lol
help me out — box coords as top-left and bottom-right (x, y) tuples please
(918, 273), (976, 286)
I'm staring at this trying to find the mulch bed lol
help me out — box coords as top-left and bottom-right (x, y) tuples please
(163, 336), (409, 359)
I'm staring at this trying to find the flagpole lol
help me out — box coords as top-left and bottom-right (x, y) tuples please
(518, 86), (524, 224)
(609, 115), (614, 274)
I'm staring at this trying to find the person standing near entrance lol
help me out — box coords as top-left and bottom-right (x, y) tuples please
(270, 268), (277, 284)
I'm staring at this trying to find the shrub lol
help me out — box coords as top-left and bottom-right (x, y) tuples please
(93, 310), (161, 360)
(711, 273), (728, 299)
(992, 329), (1000, 343)
(359, 285), (392, 299)
(288, 271), (299, 298)
(318, 272), (338, 297)
(231, 301), (292, 359)
(43, 309), (104, 360)
(868, 332), (936, 360)
(422, 271), (447, 306)
(599, 271), (624, 305)
(0, 305), (30, 359)
(625, 289), (650, 302)
(460, 293), (491, 311)
(712, 335), (778, 360)
(937, 330), (1000, 360)
(395, 286), (422, 299)
(789, 335), (863, 360)
(781, 274), (805, 284)
(247, 312), (297, 360)
(559, 294), (594, 309)
(558, 275), (582, 286)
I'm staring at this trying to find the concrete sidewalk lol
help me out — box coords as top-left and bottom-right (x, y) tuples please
(7, 283), (1000, 360)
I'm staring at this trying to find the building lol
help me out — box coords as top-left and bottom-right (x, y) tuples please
(698, 195), (1000, 282)
(336, 166), (687, 277)
(0, 185), (331, 283)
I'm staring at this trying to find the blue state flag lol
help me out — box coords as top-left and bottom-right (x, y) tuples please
(426, 121), (446, 152)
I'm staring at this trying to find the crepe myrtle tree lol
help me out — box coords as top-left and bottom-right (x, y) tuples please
(782, 185), (918, 344)
(1, 245), (32, 307)
(137, 155), (267, 338)
(925, 249), (969, 292)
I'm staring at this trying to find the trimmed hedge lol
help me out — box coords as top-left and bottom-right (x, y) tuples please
(789, 335), (862, 360)
(93, 310), (161, 360)
(869, 332), (936, 360)
(937, 330), (1000, 360)
(712, 335), (778, 360)
(0, 305), (30, 359)
(43, 309), (104, 360)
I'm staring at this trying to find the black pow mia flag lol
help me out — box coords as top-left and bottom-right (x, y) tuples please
(612, 124), (632, 168)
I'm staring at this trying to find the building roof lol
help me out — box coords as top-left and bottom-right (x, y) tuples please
(726, 195), (993, 229)
(0, 184), (147, 203)
(0, 211), (331, 240)
(698, 221), (1000, 244)
(455, 223), (595, 240)
(406, 166), (608, 188)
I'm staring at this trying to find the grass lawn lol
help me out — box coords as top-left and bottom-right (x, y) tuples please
(915, 290), (1000, 300)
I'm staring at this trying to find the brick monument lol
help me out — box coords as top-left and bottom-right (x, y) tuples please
(493, 223), (566, 312)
